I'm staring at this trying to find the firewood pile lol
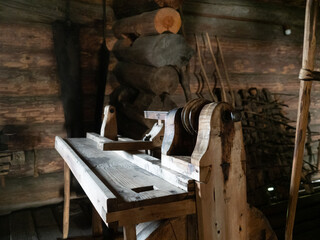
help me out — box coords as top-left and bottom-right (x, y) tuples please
(110, 0), (194, 139)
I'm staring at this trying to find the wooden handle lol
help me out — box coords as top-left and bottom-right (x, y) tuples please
(285, 1), (318, 239)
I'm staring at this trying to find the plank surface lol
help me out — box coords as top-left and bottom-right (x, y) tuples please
(32, 208), (61, 240)
(65, 138), (189, 207)
(55, 136), (117, 224)
(10, 210), (38, 240)
(0, 215), (10, 240)
(0, 172), (64, 215)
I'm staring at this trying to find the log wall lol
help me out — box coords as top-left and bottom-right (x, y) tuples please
(0, 0), (117, 213)
(1, 0), (319, 213)
(174, 0), (319, 146)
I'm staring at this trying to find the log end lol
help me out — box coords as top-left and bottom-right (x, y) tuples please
(154, 7), (181, 34)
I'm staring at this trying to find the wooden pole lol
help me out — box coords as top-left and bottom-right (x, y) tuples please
(63, 162), (70, 239)
(195, 34), (215, 101)
(285, 1), (318, 239)
(204, 32), (227, 102)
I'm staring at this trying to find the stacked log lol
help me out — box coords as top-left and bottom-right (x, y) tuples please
(111, 1), (194, 139)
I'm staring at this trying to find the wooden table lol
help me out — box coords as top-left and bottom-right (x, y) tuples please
(55, 136), (196, 240)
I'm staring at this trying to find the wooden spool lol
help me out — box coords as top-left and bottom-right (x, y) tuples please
(181, 98), (211, 135)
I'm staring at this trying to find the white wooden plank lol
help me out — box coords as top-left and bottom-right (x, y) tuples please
(55, 136), (117, 223)
(66, 138), (188, 206)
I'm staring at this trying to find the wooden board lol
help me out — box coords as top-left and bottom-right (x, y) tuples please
(0, 172), (83, 215)
(32, 208), (61, 240)
(86, 132), (155, 151)
(63, 137), (189, 207)
(114, 150), (194, 192)
(10, 210), (38, 240)
(55, 136), (117, 224)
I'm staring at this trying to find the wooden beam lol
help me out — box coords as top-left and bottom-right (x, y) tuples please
(0, 0), (114, 25)
(112, 0), (183, 19)
(106, 199), (196, 226)
(86, 132), (156, 151)
(55, 136), (118, 221)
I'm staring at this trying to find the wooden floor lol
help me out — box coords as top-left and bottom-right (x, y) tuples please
(0, 199), (110, 240)
(1, 195), (320, 240)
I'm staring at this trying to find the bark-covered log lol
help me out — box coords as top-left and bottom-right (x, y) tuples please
(120, 92), (177, 128)
(112, 0), (183, 19)
(113, 8), (181, 39)
(113, 62), (179, 95)
(112, 34), (194, 67)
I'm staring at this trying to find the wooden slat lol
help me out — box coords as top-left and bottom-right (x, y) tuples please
(10, 210), (38, 240)
(0, 0), (114, 25)
(55, 137), (117, 223)
(87, 132), (155, 151)
(106, 199), (196, 226)
(114, 150), (194, 192)
(0, 172), (65, 215)
(0, 96), (64, 125)
(65, 138), (189, 206)
(32, 207), (61, 240)
(144, 111), (168, 120)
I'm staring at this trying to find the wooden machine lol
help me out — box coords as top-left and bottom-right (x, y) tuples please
(55, 99), (276, 240)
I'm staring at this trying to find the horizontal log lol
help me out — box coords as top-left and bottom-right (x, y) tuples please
(0, 96), (64, 125)
(182, 0), (305, 28)
(113, 8), (181, 39)
(112, 34), (194, 67)
(1, 123), (66, 150)
(0, 68), (59, 97)
(182, 14), (304, 43)
(0, 23), (53, 50)
(112, 0), (183, 19)
(113, 62), (179, 95)
(0, 0), (114, 25)
(7, 148), (64, 178)
(87, 132), (156, 151)
(186, 0), (305, 8)
(0, 51), (55, 69)
(0, 172), (83, 215)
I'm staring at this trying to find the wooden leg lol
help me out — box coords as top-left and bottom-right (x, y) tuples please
(1, 176), (5, 188)
(63, 162), (71, 239)
(92, 207), (103, 237)
(123, 225), (136, 240)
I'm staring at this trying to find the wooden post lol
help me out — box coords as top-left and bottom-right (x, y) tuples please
(123, 225), (137, 240)
(192, 103), (247, 240)
(285, 1), (318, 239)
(63, 162), (70, 239)
(92, 207), (103, 237)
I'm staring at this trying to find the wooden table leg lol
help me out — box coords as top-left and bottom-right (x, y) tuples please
(92, 207), (103, 237)
(63, 161), (70, 239)
(123, 225), (136, 240)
